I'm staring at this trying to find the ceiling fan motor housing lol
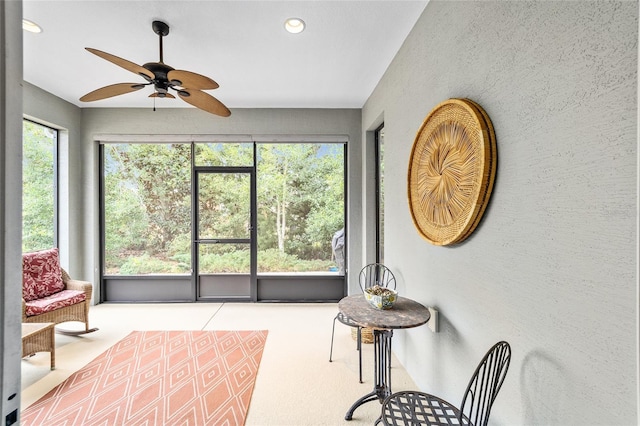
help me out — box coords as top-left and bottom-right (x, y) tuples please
(143, 62), (177, 95)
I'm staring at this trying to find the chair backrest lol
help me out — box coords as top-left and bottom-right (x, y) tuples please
(458, 341), (511, 426)
(358, 263), (396, 292)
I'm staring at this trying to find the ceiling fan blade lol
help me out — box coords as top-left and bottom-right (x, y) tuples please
(168, 70), (219, 90)
(178, 89), (230, 117)
(85, 48), (155, 81)
(79, 83), (146, 102)
(149, 92), (176, 99)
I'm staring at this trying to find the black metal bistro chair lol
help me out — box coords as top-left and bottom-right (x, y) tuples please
(377, 341), (511, 426)
(329, 263), (397, 383)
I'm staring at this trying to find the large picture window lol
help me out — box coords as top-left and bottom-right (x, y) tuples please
(256, 143), (344, 273)
(22, 120), (57, 252)
(103, 143), (192, 274)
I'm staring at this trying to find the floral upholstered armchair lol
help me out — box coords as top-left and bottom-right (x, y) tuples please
(22, 248), (98, 335)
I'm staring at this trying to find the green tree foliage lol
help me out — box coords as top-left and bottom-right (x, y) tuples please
(298, 144), (345, 259)
(104, 142), (344, 274)
(194, 142), (253, 167)
(118, 144), (191, 252)
(22, 121), (56, 252)
(104, 144), (191, 273)
(257, 144), (344, 262)
(199, 173), (251, 240)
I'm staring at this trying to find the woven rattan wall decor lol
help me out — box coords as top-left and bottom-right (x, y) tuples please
(407, 98), (497, 246)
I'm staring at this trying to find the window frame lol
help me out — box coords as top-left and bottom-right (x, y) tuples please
(375, 123), (384, 264)
(98, 137), (347, 303)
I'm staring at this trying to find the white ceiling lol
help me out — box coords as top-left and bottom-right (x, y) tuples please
(23, 1), (428, 110)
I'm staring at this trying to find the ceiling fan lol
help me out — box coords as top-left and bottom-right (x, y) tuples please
(79, 20), (230, 117)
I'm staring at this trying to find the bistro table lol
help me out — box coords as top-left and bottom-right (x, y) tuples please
(339, 294), (430, 420)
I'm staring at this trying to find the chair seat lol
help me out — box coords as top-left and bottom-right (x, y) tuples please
(380, 391), (467, 426)
(336, 311), (360, 327)
(24, 289), (86, 317)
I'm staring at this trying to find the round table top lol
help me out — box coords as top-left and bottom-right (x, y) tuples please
(338, 294), (431, 330)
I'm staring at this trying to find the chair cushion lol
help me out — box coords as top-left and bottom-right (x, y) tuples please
(23, 248), (65, 301)
(24, 289), (86, 317)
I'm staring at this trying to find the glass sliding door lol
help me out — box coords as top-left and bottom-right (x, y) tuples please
(195, 169), (255, 300)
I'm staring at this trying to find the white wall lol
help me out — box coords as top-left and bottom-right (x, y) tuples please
(362, 1), (638, 425)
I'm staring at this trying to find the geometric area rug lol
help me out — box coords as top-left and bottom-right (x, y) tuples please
(21, 330), (268, 426)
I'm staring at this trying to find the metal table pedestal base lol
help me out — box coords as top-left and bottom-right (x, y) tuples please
(345, 329), (393, 420)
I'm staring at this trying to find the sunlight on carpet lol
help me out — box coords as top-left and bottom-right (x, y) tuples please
(21, 330), (268, 425)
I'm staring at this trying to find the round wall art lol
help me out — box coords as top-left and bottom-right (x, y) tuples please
(407, 98), (497, 246)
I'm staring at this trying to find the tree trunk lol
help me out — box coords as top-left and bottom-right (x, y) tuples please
(276, 163), (288, 253)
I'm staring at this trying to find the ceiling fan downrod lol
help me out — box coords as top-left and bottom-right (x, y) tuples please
(152, 20), (170, 63)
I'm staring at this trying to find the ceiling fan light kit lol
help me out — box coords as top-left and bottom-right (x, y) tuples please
(79, 20), (230, 117)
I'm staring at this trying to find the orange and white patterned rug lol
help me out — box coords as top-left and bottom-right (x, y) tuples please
(21, 330), (268, 425)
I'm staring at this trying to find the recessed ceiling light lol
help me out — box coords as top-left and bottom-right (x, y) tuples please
(23, 19), (42, 33)
(284, 18), (305, 34)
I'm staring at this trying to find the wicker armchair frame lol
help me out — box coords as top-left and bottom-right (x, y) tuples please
(22, 268), (98, 335)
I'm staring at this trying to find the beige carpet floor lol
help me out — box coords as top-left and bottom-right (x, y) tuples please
(21, 302), (418, 425)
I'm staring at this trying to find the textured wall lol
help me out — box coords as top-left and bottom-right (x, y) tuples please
(362, 1), (637, 424)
